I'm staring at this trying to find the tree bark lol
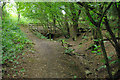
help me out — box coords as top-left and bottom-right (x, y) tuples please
(53, 15), (56, 33)
(104, 16), (120, 79)
(98, 27), (113, 79)
(1, 2), (6, 20)
(70, 3), (81, 41)
(104, 16), (120, 60)
(77, 2), (113, 79)
(18, 11), (20, 22)
(115, 3), (120, 42)
(64, 14), (70, 38)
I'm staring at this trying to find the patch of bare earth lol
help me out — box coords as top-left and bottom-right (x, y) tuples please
(56, 32), (119, 78)
(18, 26), (119, 78)
(20, 26), (86, 78)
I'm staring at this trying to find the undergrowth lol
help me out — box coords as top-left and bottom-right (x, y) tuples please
(2, 14), (32, 77)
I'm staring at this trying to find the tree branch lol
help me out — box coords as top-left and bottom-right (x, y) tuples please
(77, 2), (98, 26)
(77, 2), (101, 16)
(99, 2), (113, 26)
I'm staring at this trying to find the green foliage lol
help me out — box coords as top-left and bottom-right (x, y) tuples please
(91, 44), (102, 55)
(109, 60), (118, 65)
(16, 2), (75, 35)
(64, 48), (74, 54)
(32, 31), (47, 39)
(2, 17), (31, 65)
(58, 39), (75, 55)
(2, 1), (119, 78)
(82, 35), (88, 39)
(98, 51), (118, 70)
(73, 75), (77, 78)
(61, 39), (68, 44)
(20, 68), (25, 72)
(98, 59), (118, 71)
(97, 65), (106, 71)
(58, 39), (68, 46)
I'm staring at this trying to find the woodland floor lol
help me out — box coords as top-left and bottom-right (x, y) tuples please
(3, 25), (119, 78)
(20, 26), (86, 78)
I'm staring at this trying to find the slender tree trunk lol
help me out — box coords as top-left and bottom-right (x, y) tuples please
(97, 26), (113, 79)
(70, 3), (81, 41)
(77, 2), (113, 79)
(104, 16), (120, 79)
(18, 11), (20, 22)
(104, 16), (120, 60)
(0, 3), (2, 20)
(98, 5), (113, 78)
(64, 5), (70, 38)
(92, 27), (99, 46)
(65, 14), (70, 38)
(0, 3), (1, 24)
(2, 2), (6, 20)
(53, 15), (56, 33)
(16, 2), (20, 22)
(70, 3), (77, 41)
(117, 14), (120, 42)
(115, 3), (120, 42)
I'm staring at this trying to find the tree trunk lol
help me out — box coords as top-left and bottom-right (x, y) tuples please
(77, 2), (113, 79)
(18, 11), (20, 22)
(53, 15), (56, 33)
(1, 2), (6, 20)
(0, 1), (2, 20)
(104, 16), (120, 80)
(70, 3), (81, 41)
(92, 27), (99, 46)
(97, 26), (113, 79)
(0, 4), (1, 24)
(64, 14), (70, 38)
(115, 3), (120, 42)
(64, 5), (70, 39)
(104, 16), (120, 60)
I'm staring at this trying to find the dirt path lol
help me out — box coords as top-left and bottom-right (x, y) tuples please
(20, 26), (86, 78)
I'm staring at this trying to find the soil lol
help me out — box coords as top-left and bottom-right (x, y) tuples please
(4, 25), (119, 78)
(19, 26), (86, 78)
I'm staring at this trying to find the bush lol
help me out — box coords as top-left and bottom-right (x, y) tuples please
(2, 17), (31, 65)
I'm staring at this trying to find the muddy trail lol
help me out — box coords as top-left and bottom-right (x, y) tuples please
(20, 26), (86, 78)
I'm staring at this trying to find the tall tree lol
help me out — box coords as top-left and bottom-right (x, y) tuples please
(70, 3), (81, 41)
(77, 2), (113, 78)
(115, 3), (120, 42)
